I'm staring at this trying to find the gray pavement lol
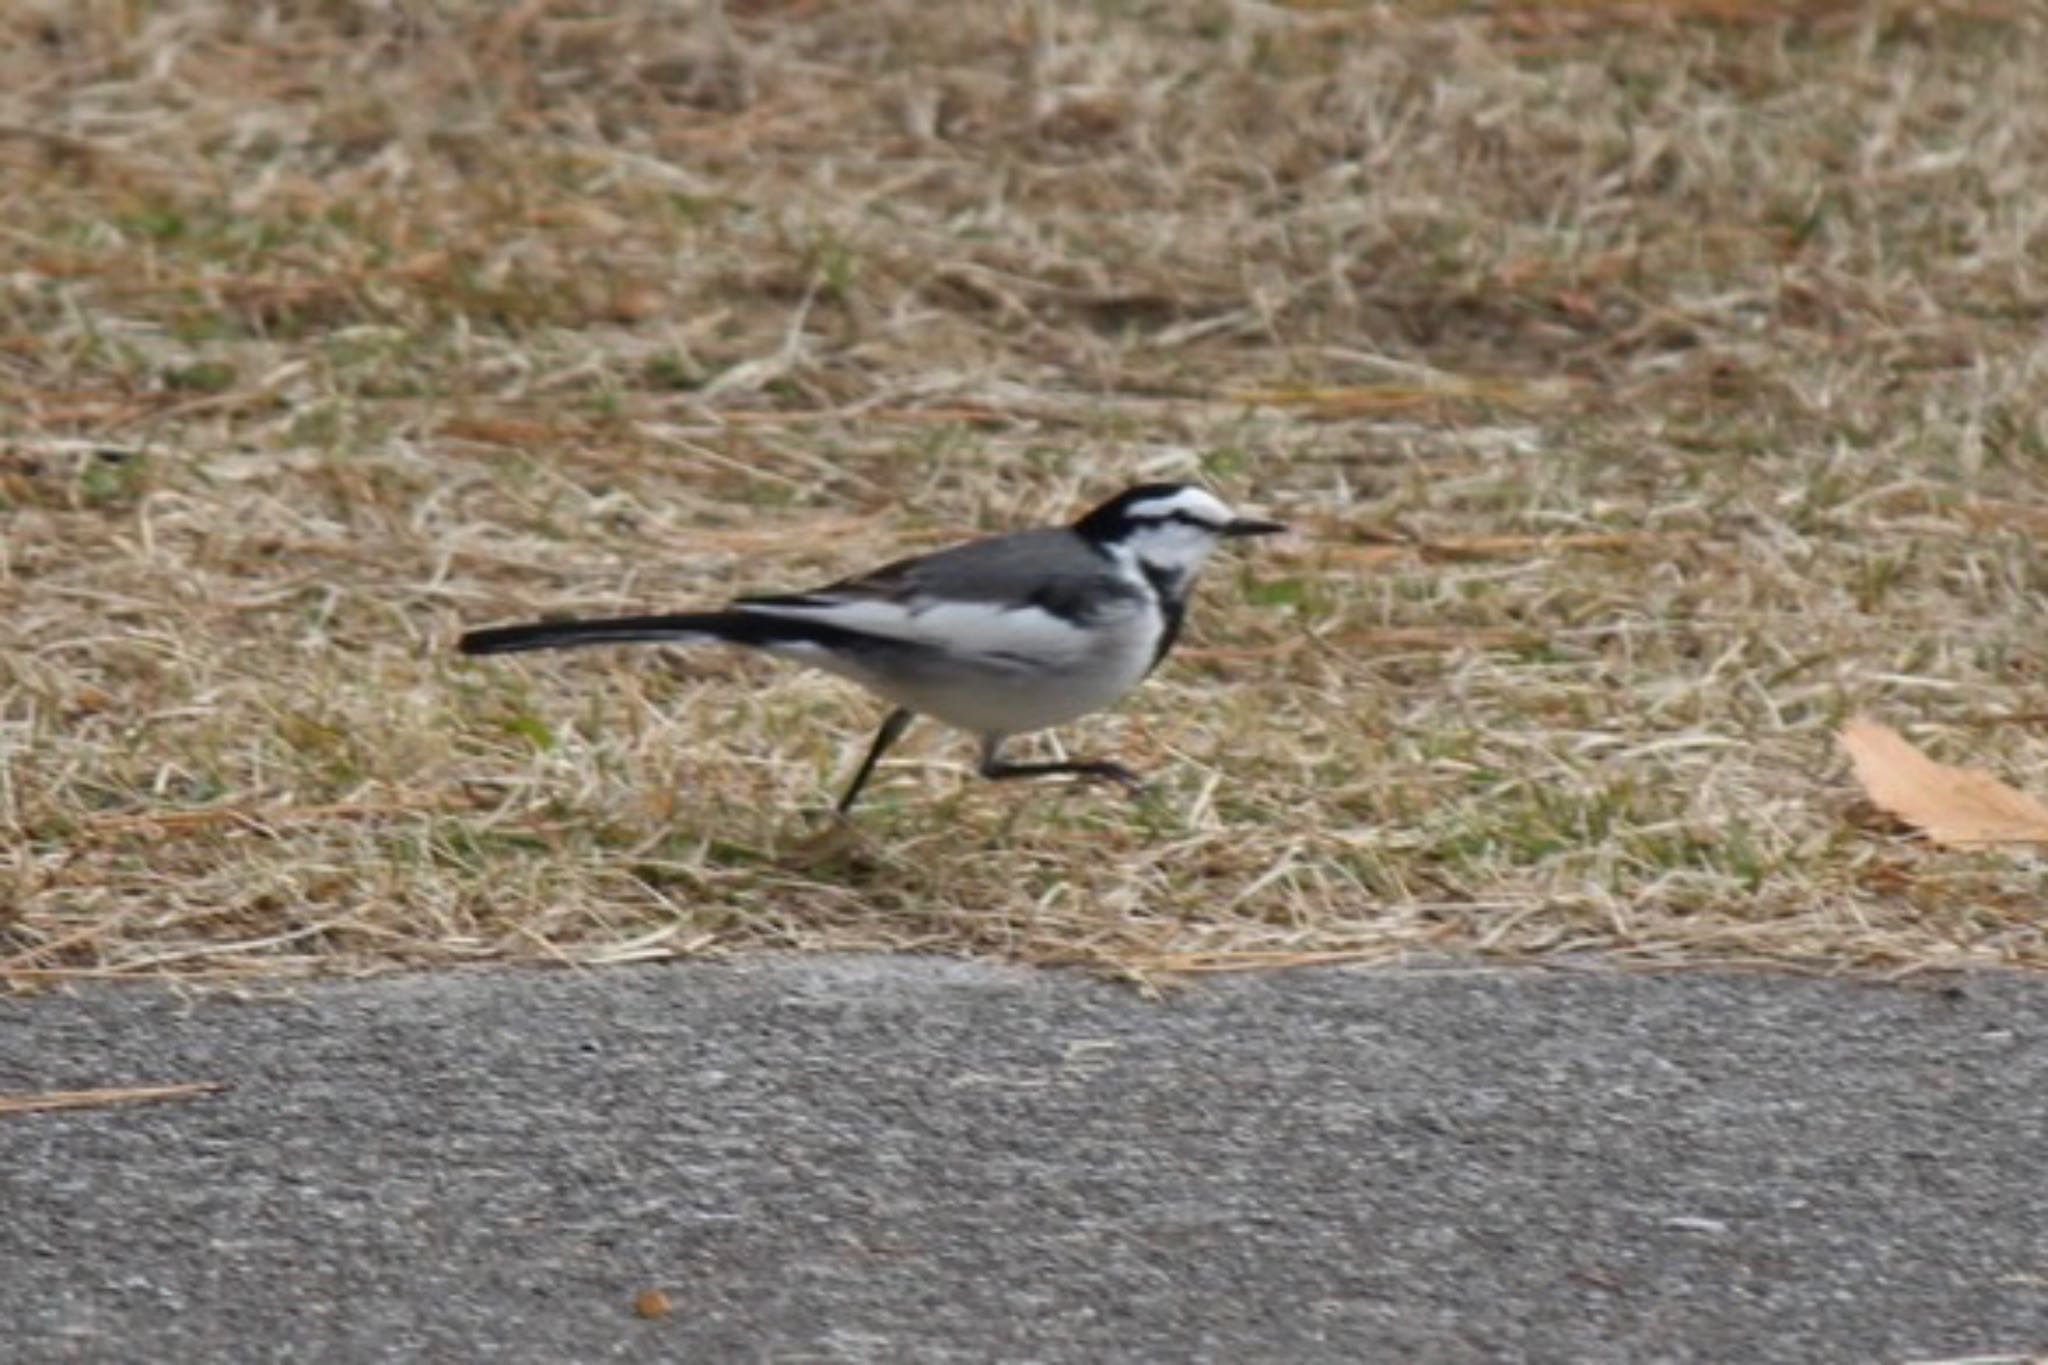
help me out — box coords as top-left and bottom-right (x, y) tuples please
(2, 957), (2045, 1363)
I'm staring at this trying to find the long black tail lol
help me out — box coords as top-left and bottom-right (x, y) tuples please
(458, 612), (738, 656)
(457, 608), (898, 661)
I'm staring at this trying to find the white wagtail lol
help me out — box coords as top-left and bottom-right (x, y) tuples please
(459, 482), (1285, 813)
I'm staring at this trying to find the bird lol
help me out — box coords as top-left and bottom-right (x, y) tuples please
(458, 482), (1285, 814)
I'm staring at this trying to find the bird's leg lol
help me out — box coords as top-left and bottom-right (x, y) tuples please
(977, 735), (1145, 796)
(836, 708), (916, 815)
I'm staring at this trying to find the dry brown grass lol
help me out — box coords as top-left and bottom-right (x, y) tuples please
(5, 0), (2047, 985)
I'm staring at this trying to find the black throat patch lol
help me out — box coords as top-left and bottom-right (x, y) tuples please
(1138, 560), (1189, 672)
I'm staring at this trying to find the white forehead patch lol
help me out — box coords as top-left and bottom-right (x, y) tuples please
(1123, 487), (1235, 529)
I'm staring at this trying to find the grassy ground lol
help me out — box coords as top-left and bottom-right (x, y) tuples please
(4, 0), (2046, 984)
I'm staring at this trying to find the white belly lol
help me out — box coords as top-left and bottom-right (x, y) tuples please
(876, 641), (1155, 734)
(764, 597), (1163, 737)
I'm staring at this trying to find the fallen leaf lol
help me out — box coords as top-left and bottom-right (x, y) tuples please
(1839, 717), (2048, 848)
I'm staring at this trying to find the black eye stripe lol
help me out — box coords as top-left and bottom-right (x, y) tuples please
(1132, 509), (1222, 531)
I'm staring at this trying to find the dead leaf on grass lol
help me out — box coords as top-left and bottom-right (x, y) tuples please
(1839, 716), (2048, 848)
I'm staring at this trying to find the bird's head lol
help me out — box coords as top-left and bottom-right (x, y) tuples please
(1073, 483), (1285, 591)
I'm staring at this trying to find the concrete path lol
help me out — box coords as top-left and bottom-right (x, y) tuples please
(3, 958), (2044, 1363)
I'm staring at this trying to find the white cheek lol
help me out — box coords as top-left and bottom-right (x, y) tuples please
(1129, 524), (1220, 575)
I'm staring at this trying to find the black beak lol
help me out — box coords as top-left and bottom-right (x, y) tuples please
(1223, 516), (1287, 538)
